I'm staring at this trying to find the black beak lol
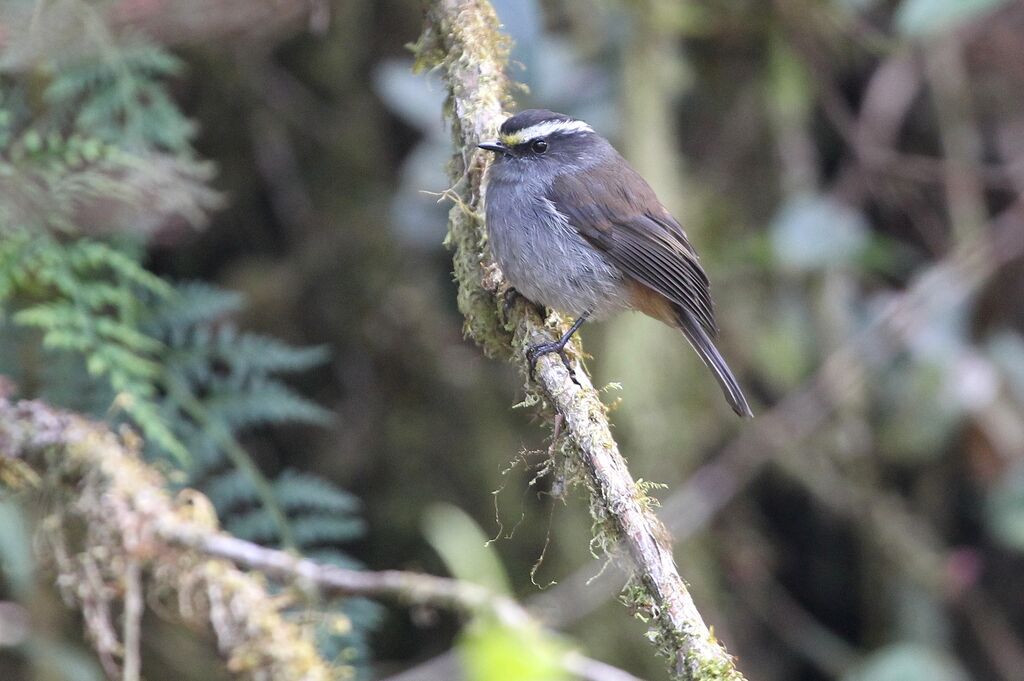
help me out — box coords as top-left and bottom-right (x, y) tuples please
(478, 140), (505, 153)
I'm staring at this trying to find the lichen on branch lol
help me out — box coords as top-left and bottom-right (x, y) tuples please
(0, 398), (344, 681)
(413, 1), (747, 678)
(0, 396), (644, 681)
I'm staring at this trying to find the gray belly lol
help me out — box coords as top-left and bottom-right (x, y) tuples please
(485, 186), (628, 318)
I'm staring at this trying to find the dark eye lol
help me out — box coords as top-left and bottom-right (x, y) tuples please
(531, 139), (548, 154)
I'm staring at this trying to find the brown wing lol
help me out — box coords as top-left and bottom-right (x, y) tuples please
(548, 163), (718, 337)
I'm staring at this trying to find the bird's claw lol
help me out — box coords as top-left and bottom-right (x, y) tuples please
(526, 341), (580, 386)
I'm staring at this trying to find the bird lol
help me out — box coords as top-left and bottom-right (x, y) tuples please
(478, 109), (752, 418)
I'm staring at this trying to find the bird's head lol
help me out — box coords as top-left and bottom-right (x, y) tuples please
(478, 109), (599, 167)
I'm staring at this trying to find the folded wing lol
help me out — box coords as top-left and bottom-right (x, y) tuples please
(547, 163), (717, 337)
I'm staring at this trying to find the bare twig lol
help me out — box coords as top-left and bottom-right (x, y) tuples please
(174, 532), (530, 627)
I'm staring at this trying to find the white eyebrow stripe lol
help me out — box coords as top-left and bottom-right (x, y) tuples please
(500, 119), (594, 144)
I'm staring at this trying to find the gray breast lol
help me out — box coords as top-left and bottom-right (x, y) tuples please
(483, 169), (629, 318)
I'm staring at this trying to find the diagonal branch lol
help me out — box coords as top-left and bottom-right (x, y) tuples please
(413, 2), (745, 678)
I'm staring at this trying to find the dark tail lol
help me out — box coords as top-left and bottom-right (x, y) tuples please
(677, 312), (753, 418)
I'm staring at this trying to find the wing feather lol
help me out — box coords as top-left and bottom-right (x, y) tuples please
(548, 164), (718, 337)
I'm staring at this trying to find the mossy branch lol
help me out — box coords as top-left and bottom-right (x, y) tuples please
(0, 397), (346, 681)
(414, 2), (746, 678)
(0, 396), (645, 681)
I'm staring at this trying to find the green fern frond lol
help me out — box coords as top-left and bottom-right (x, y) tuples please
(227, 334), (332, 374)
(44, 42), (194, 151)
(0, 29), (376, 671)
(216, 487), (365, 548)
(69, 241), (172, 295)
(292, 516), (367, 547)
(222, 508), (282, 545)
(145, 282), (244, 330)
(202, 469), (259, 515)
(204, 468), (365, 552)
(119, 395), (191, 465)
(0, 230), (193, 463)
(275, 470), (361, 515)
(200, 380), (333, 430)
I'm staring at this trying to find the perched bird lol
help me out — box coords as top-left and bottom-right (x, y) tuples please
(479, 109), (752, 417)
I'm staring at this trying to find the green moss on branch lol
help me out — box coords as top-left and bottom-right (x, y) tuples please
(414, 2), (749, 679)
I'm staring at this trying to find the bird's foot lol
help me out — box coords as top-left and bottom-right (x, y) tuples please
(527, 339), (579, 386)
(525, 311), (591, 386)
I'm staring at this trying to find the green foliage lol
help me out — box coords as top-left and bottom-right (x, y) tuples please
(44, 43), (195, 151)
(426, 505), (573, 681)
(140, 281), (331, 472)
(0, 22), (376, 678)
(423, 503), (513, 595)
(422, 505), (573, 681)
(0, 229), (187, 461)
(459, 621), (571, 681)
(214, 471), (365, 546)
(0, 31), (219, 237)
(0, 236), (372, 660)
(0, 231), (335, 473)
(202, 466), (376, 671)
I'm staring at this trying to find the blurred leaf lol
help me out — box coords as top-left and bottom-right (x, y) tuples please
(496, 0), (618, 131)
(459, 620), (571, 681)
(860, 234), (918, 279)
(373, 59), (446, 134)
(423, 504), (511, 595)
(877, 361), (960, 464)
(833, 0), (884, 10)
(896, 0), (1012, 36)
(984, 466), (1024, 551)
(770, 194), (869, 271)
(390, 138), (452, 247)
(0, 500), (33, 597)
(768, 37), (812, 122)
(885, 264), (972, 362)
(841, 643), (971, 681)
(24, 639), (106, 681)
(891, 582), (953, 648)
(986, 331), (1024, 406)
(492, 0), (544, 51)
(751, 295), (816, 389)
